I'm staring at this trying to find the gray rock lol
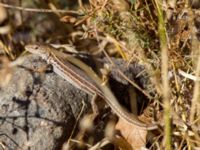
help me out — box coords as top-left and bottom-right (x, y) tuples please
(0, 55), (91, 150)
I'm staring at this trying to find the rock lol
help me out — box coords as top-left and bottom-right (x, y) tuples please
(0, 55), (91, 150)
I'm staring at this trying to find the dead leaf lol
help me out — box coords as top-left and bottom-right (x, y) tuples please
(115, 118), (147, 150)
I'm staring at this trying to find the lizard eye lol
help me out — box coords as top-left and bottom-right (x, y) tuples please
(34, 46), (39, 50)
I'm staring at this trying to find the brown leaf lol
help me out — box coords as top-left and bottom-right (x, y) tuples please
(115, 118), (147, 150)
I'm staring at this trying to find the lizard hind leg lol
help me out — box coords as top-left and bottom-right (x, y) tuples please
(78, 94), (100, 133)
(90, 93), (108, 121)
(91, 93), (100, 118)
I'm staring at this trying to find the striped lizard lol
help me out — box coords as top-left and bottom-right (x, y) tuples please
(25, 43), (159, 130)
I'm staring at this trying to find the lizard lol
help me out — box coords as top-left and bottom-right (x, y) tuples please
(25, 43), (159, 130)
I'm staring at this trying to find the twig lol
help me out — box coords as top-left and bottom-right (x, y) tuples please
(0, 2), (81, 14)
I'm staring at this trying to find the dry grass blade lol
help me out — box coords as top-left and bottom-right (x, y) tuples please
(155, 0), (171, 149)
(0, 2), (80, 14)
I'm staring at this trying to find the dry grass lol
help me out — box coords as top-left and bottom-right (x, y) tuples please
(0, 0), (200, 149)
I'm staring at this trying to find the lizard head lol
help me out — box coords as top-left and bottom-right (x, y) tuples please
(25, 43), (52, 60)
